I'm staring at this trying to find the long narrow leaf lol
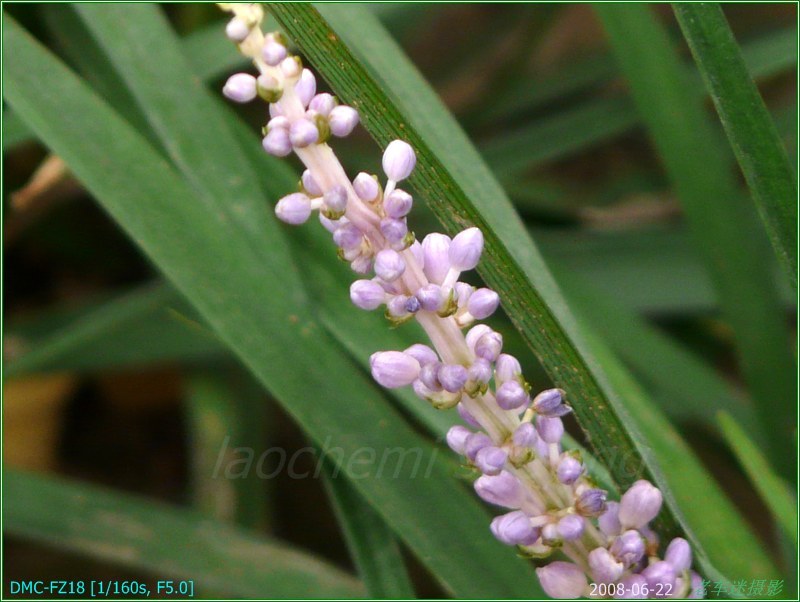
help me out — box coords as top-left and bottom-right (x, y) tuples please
(674, 3), (797, 288)
(596, 4), (796, 478)
(267, 3), (778, 581)
(4, 14), (540, 597)
(4, 470), (364, 599)
(321, 461), (416, 599)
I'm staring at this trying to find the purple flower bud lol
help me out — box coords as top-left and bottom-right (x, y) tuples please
(294, 69), (316, 107)
(466, 288), (500, 319)
(513, 422), (537, 448)
(350, 255), (372, 274)
(491, 511), (538, 546)
(495, 354), (522, 385)
(642, 560), (677, 593)
(599, 501), (622, 536)
(576, 488), (607, 517)
(275, 192), (311, 225)
(261, 40), (287, 66)
(384, 189), (413, 218)
(532, 388), (569, 417)
(412, 379), (434, 401)
(268, 116), (290, 133)
(468, 358), (492, 385)
(386, 295), (411, 318)
(535, 416), (564, 444)
(403, 344), (438, 366)
(449, 227), (484, 272)
(557, 514), (585, 541)
(687, 572), (703, 599)
(225, 17), (250, 43)
(464, 432), (492, 461)
(223, 73), (257, 103)
(329, 105), (359, 137)
(496, 380), (529, 410)
(370, 351), (420, 388)
(382, 140), (416, 181)
(353, 172), (379, 202)
(333, 223), (363, 250)
(309, 92), (336, 116)
(438, 364), (468, 393)
(619, 480), (663, 529)
(475, 446), (508, 475)
(588, 547), (624, 584)
(457, 402), (481, 428)
(615, 574), (649, 599)
(301, 169), (322, 196)
(419, 362), (443, 391)
(446, 425), (472, 455)
(380, 218), (408, 244)
(374, 249), (405, 282)
(611, 530), (646, 567)
(289, 119), (319, 148)
(421, 233), (451, 284)
(465, 324), (491, 352)
(415, 284), (444, 312)
(262, 127), (292, 157)
(557, 455), (583, 485)
(409, 240), (424, 269)
(665, 537), (692, 573)
(541, 522), (560, 546)
(536, 562), (588, 599)
(454, 282), (475, 307)
(349, 280), (385, 310)
(404, 296), (420, 314)
(324, 185), (348, 214)
(474, 470), (524, 509)
(280, 56), (302, 79)
(475, 331), (503, 361)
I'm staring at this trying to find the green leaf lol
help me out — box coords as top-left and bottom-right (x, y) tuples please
(717, 411), (797, 544)
(321, 461), (416, 599)
(4, 13), (539, 597)
(596, 4), (796, 478)
(3, 110), (34, 149)
(575, 327), (779, 588)
(6, 283), (222, 376)
(481, 24), (797, 174)
(266, 3), (778, 581)
(185, 370), (271, 531)
(4, 470), (364, 599)
(674, 3), (797, 289)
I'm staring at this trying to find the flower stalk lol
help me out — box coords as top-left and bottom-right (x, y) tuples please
(218, 4), (702, 598)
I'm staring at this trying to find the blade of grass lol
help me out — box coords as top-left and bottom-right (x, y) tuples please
(4, 470), (364, 599)
(185, 370), (269, 531)
(4, 14), (540, 597)
(717, 411), (797, 545)
(481, 24), (797, 174)
(596, 4), (795, 478)
(267, 3), (778, 581)
(320, 460), (416, 599)
(6, 283), (222, 376)
(674, 3), (797, 289)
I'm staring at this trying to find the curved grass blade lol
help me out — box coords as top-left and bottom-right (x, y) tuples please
(717, 412), (797, 545)
(4, 470), (364, 599)
(266, 3), (778, 581)
(320, 460), (416, 599)
(6, 283), (222, 376)
(595, 4), (796, 479)
(674, 3), (797, 289)
(3, 14), (540, 597)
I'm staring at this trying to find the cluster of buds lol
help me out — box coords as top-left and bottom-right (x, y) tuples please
(219, 4), (701, 598)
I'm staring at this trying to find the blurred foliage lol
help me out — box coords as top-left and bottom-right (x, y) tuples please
(3, 3), (796, 598)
